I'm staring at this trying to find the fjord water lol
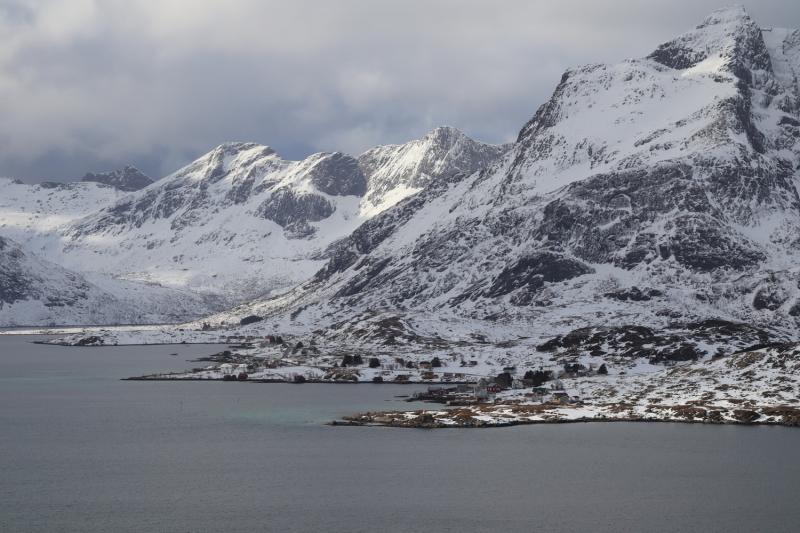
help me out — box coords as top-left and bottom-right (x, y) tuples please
(1, 335), (798, 533)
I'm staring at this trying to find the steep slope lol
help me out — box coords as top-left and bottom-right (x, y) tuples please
(213, 6), (800, 365)
(0, 236), (220, 326)
(82, 165), (154, 191)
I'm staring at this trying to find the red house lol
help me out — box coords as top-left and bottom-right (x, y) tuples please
(486, 383), (502, 393)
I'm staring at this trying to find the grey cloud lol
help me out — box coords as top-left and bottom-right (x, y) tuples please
(1, 0), (799, 184)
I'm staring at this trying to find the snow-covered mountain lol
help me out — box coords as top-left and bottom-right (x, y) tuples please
(82, 165), (154, 191)
(0, 129), (509, 325)
(212, 6), (800, 365)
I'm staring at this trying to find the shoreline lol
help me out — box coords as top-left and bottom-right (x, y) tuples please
(122, 376), (475, 386)
(37, 341), (229, 347)
(328, 403), (800, 429)
(330, 415), (800, 429)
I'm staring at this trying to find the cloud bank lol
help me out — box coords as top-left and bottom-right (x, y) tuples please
(1, 0), (798, 183)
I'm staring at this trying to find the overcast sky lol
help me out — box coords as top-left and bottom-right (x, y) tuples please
(1, 0), (798, 184)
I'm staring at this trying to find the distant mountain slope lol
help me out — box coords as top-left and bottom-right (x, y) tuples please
(0, 236), (220, 326)
(82, 165), (154, 191)
(0, 178), (124, 246)
(211, 6), (800, 365)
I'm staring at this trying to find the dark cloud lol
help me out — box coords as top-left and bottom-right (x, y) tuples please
(1, 0), (799, 183)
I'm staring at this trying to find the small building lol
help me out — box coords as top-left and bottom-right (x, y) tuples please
(372, 376), (383, 383)
(395, 374), (410, 381)
(503, 366), (517, 375)
(552, 391), (569, 404)
(421, 371), (435, 379)
(486, 383), (502, 394)
(428, 386), (444, 395)
(512, 378), (528, 389)
(419, 361), (432, 369)
(469, 360), (478, 366)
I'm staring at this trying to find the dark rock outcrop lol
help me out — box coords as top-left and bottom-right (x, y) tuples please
(82, 165), (154, 191)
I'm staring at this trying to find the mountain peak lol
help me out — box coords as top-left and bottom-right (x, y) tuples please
(647, 3), (771, 78)
(426, 125), (466, 141)
(213, 142), (275, 158)
(81, 165), (154, 192)
(696, 4), (748, 29)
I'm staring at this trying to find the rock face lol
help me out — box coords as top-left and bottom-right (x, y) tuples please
(82, 165), (154, 191)
(216, 7), (800, 364)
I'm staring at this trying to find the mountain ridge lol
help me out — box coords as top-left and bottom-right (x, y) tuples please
(0, 129), (509, 325)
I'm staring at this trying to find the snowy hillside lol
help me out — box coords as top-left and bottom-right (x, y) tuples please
(0, 236), (221, 326)
(0, 178), (125, 245)
(204, 6), (800, 369)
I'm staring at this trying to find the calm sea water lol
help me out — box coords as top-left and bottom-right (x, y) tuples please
(1, 334), (799, 533)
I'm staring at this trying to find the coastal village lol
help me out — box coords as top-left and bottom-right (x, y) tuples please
(100, 326), (800, 429)
(126, 330), (598, 407)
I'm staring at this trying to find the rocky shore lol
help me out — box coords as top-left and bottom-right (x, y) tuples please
(329, 403), (800, 428)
